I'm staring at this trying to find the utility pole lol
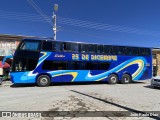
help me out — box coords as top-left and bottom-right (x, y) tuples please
(53, 4), (58, 40)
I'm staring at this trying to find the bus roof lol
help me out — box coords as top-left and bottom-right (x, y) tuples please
(23, 38), (151, 49)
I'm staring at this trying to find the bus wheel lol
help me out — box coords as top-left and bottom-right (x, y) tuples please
(121, 74), (131, 84)
(37, 75), (51, 87)
(108, 74), (118, 84)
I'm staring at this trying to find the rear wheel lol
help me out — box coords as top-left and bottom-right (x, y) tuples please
(37, 75), (51, 87)
(108, 74), (118, 84)
(121, 74), (132, 84)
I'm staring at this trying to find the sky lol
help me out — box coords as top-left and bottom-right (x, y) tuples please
(0, 0), (160, 47)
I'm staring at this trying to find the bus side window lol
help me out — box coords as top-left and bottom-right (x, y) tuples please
(88, 44), (96, 53)
(62, 42), (67, 51)
(70, 43), (79, 52)
(54, 42), (62, 52)
(97, 45), (103, 53)
(132, 47), (139, 56)
(140, 48), (145, 55)
(100, 62), (110, 70)
(81, 44), (88, 53)
(125, 47), (132, 55)
(104, 45), (110, 54)
(42, 60), (53, 70)
(113, 47), (118, 55)
(146, 48), (151, 56)
(42, 41), (52, 51)
(118, 47), (125, 55)
(140, 48), (149, 56)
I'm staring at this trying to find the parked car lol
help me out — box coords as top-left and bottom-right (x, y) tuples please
(151, 76), (160, 88)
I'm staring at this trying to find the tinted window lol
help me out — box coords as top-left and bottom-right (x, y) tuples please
(146, 49), (151, 56)
(132, 47), (139, 55)
(66, 43), (72, 51)
(20, 41), (40, 51)
(42, 60), (66, 70)
(12, 57), (38, 72)
(104, 45), (111, 54)
(81, 44), (88, 53)
(72, 43), (79, 52)
(125, 47), (132, 55)
(97, 45), (103, 53)
(42, 41), (52, 51)
(118, 47), (125, 55)
(139, 48), (145, 55)
(69, 61), (84, 70)
(100, 62), (110, 70)
(88, 44), (96, 53)
(62, 42), (67, 51)
(140, 48), (150, 56)
(28, 59), (38, 71)
(112, 47), (118, 55)
(53, 42), (62, 51)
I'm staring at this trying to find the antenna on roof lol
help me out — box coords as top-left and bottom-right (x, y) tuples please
(53, 4), (58, 41)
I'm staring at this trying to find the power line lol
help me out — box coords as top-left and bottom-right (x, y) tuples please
(0, 10), (160, 36)
(27, 0), (52, 26)
(57, 16), (160, 36)
(0, 12), (48, 23)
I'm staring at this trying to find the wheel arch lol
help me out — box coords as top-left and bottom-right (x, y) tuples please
(36, 73), (52, 82)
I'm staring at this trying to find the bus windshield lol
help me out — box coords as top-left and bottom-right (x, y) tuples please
(19, 40), (40, 51)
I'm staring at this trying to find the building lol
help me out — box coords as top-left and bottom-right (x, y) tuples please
(152, 48), (160, 76)
(0, 34), (37, 78)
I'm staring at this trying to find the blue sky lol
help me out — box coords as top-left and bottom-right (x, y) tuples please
(0, 0), (160, 47)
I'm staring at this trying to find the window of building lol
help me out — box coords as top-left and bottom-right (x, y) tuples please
(153, 54), (156, 59)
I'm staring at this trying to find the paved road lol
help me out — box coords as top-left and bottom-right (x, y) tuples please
(0, 80), (160, 120)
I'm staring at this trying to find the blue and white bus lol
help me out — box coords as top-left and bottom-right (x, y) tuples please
(10, 38), (152, 87)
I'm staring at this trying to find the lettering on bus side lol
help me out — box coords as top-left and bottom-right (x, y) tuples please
(91, 55), (117, 61)
(82, 54), (89, 61)
(72, 54), (117, 61)
(72, 54), (79, 60)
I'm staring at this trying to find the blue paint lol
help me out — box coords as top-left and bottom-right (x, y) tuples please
(10, 51), (152, 84)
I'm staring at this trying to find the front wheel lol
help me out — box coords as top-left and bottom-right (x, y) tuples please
(121, 74), (132, 84)
(37, 75), (51, 87)
(108, 74), (118, 84)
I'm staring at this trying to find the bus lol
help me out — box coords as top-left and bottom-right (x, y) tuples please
(10, 38), (152, 87)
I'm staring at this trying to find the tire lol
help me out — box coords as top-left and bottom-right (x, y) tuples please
(108, 74), (118, 84)
(121, 74), (132, 84)
(37, 75), (51, 87)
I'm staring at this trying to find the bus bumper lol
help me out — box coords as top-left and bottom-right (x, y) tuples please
(10, 72), (36, 84)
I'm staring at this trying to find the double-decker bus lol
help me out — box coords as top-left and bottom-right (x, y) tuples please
(10, 38), (152, 87)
